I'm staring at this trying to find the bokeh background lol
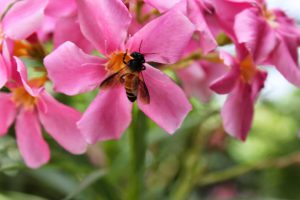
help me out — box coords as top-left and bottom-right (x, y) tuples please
(1, 0), (300, 199)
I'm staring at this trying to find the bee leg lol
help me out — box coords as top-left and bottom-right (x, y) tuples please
(123, 49), (128, 65)
(120, 73), (128, 83)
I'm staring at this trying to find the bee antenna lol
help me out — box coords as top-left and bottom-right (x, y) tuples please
(144, 52), (158, 55)
(139, 40), (143, 53)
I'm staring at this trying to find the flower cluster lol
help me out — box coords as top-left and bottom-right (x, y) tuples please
(0, 0), (299, 168)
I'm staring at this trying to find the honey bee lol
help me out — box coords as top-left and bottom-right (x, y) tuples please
(100, 50), (150, 104)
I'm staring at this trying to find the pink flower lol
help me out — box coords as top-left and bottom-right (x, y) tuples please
(207, 0), (254, 40)
(234, 1), (300, 86)
(0, 57), (87, 168)
(144, 0), (181, 13)
(0, 0), (48, 88)
(36, 0), (93, 53)
(45, 0), (194, 143)
(144, 0), (217, 53)
(0, 0), (48, 41)
(210, 48), (267, 141)
(177, 60), (227, 103)
(175, 39), (227, 102)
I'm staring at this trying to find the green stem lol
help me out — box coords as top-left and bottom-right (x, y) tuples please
(198, 151), (300, 187)
(169, 109), (219, 200)
(128, 109), (148, 200)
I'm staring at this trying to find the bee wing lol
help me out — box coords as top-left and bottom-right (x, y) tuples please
(138, 72), (150, 104)
(100, 72), (119, 89)
(100, 67), (127, 89)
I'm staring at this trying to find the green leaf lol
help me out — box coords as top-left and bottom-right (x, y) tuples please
(63, 170), (107, 200)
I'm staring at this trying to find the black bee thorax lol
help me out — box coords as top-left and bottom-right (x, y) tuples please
(125, 52), (146, 72)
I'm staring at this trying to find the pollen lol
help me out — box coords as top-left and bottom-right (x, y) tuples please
(11, 76), (47, 109)
(11, 87), (36, 109)
(13, 40), (46, 60)
(240, 56), (257, 84)
(106, 51), (132, 73)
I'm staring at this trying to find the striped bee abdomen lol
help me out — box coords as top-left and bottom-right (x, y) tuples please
(124, 73), (139, 102)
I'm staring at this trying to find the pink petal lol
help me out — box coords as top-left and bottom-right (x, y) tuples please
(44, 41), (106, 95)
(0, 0), (13, 14)
(1, 39), (16, 81)
(138, 65), (192, 134)
(0, 93), (16, 136)
(251, 70), (267, 101)
(274, 9), (300, 37)
(36, 15), (56, 42)
(76, 0), (131, 54)
(127, 11), (195, 64)
(2, 0), (48, 40)
(187, 0), (217, 53)
(37, 91), (87, 154)
(1, 39), (24, 89)
(14, 57), (41, 96)
(210, 0), (253, 39)
(177, 62), (212, 102)
(15, 109), (50, 168)
(234, 8), (278, 64)
(54, 15), (93, 53)
(0, 55), (8, 88)
(144, 0), (181, 12)
(268, 35), (300, 87)
(221, 81), (253, 141)
(210, 52), (239, 94)
(178, 61), (227, 102)
(78, 86), (132, 143)
(45, 0), (77, 17)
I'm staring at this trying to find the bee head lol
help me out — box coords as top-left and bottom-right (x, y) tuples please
(130, 52), (145, 63)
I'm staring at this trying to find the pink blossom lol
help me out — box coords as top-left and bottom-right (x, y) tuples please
(0, 0), (48, 41)
(234, 1), (300, 86)
(175, 39), (227, 102)
(202, 0), (254, 40)
(144, 0), (217, 53)
(45, 0), (194, 143)
(35, 0), (93, 52)
(210, 49), (267, 140)
(0, 0), (48, 88)
(177, 60), (227, 103)
(211, 0), (300, 87)
(0, 57), (87, 168)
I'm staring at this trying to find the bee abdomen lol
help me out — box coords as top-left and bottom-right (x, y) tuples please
(125, 90), (137, 102)
(124, 74), (139, 102)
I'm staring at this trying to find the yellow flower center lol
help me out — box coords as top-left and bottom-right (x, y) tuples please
(11, 87), (36, 109)
(262, 5), (278, 28)
(13, 40), (46, 61)
(11, 76), (47, 109)
(106, 51), (132, 73)
(240, 56), (257, 84)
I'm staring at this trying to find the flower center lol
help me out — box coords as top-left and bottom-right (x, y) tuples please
(240, 56), (257, 84)
(262, 5), (278, 28)
(13, 40), (46, 61)
(11, 76), (47, 109)
(11, 87), (36, 109)
(106, 51), (132, 73)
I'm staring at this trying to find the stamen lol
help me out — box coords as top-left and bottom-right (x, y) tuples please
(240, 56), (257, 84)
(106, 51), (132, 73)
(11, 87), (36, 109)
(13, 40), (46, 60)
(11, 76), (47, 109)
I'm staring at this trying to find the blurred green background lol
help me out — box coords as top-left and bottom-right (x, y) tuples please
(1, 83), (300, 200)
